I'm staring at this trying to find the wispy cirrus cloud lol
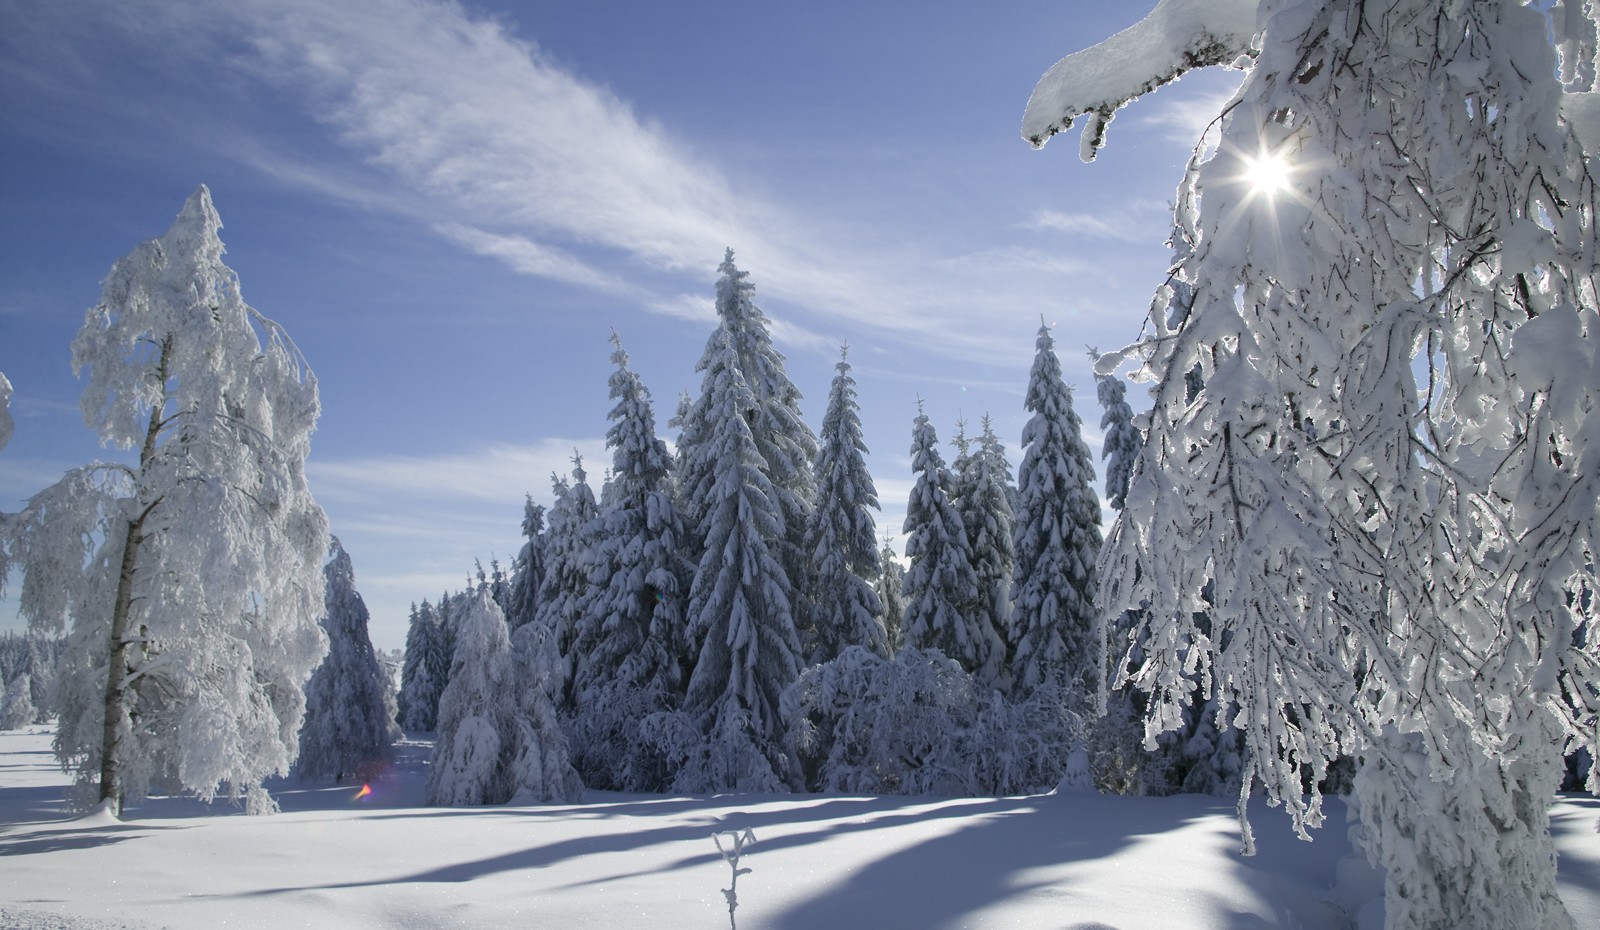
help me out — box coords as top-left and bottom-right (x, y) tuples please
(309, 439), (609, 509)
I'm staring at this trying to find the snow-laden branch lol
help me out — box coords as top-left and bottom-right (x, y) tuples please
(1021, 0), (1258, 161)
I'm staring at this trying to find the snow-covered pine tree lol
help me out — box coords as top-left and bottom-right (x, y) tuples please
(900, 409), (997, 681)
(566, 333), (691, 791)
(427, 589), (510, 805)
(0, 371), (12, 451)
(804, 348), (887, 664)
(1028, 3), (1600, 927)
(951, 415), (1017, 689)
(674, 326), (805, 792)
(505, 613), (584, 805)
(533, 458), (600, 707)
(1010, 324), (1102, 705)
(296, 539), (396, 783)
(398, 600), (448, 732)
(1, 672), (34, 730)
(505, 497), (546, 632)
(1093, 364), (1142, 513)
(876, 539), (906, 654)
(676, 251), (818, 655)
(1, 187), (329, 815)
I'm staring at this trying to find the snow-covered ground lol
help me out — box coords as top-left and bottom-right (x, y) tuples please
(1, 725), (1596, 929)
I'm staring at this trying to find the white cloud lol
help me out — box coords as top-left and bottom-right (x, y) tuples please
(1028, 211), (1153, 245)
(309, 438), (608, 508)
(435, 223), (633, 295)
(233, 0), (755, 274)
(1136, 82), (1241, 151)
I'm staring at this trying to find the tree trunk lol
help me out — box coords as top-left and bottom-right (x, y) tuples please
(99, 336), (170, 816)
(97, 514), (145, 816)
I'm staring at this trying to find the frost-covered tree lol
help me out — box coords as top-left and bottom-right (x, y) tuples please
(876, 539), (907, 654)
(1, 187), (329, 815)
(1, 673), (35, 730)
(534, 458), (600, 706)
(1093, 364), (1142, 512)
(952, 416), (1017, 688)
(398, 600), (448, 732)
(677, 250), (818, 653)
(0, 371), (13, 451)
(1009, 324), (1101, 702)
(783, 646), (1081, 795)
(505, 498), (546, 632)
(1027, 3), (1600, 928)
(900, 410), (997, 681)
(669, 326), (805, 793)
(296, 539), (396, 783)
(566, 333), (691, 791)
(505, 614), (585, 805)
(427, 589), (580, 806)
(805, 348), (887, 663)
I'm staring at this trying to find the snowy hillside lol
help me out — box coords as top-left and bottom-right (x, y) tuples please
(2, 726), (1597, 929)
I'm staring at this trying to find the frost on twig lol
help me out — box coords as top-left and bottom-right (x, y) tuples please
(713, 828), (756, 930)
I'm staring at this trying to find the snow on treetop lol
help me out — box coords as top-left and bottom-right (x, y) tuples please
(1021, 0), (1258, 161)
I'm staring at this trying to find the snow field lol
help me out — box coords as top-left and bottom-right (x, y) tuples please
(4, 726), (1598, 929)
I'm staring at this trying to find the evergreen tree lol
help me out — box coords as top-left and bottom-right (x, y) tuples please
(2, 187), (329, 815)
(427, 592), (513, 804)
(676, 250), (818, 655)
(398, 600), (447, 732)
(875, 539), (907, 654)
(1094, 365), (1142, 513)
(676, 326), (805, 792)
(805, 348), (887, 663)
(1, 672), (35, 730)
(0, 371), (12, 452)
(1010, 323), (1102, 703)
(952, 416), (1017, 689)
(1030, 4), (1600, 926)
(900, 409), (996, 680)
(534, 458), (600, 706)
(567, 333), (692, 790)
(505, 497), (546, 632)
(296, 539), (396, 782)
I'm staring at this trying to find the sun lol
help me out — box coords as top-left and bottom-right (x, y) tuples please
(1242, 150), (1293, 197)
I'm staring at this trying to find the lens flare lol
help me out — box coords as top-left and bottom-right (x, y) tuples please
(353, 783), (373, 801)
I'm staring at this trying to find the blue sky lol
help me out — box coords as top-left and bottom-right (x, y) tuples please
(0, 0), (1240, 650)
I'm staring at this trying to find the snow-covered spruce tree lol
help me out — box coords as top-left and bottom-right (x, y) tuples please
(1, 187), (329, 815)
(782, 646), (1080, 795)
(676, 250), (818, 654)
(666, 325), (806, 793)
(533, 458), (600, 708)
(296, 539), (396, 783)
(875, 538), (907, 654)
(505, 497), (546, 632)
(1009, 324), (1102, 704)
(566, 333), (691, 791)
(900, 409), (998, 681)
(2, 672), (35, 730)
(1026, 3), (1600, 927)
(398, 600), (448, 732)
(804, 348), (887, 664)
(427, 589), (580, 806)
(0, 371), (12, 451)
(951, 416), (1017, 689)
(1094, 364), (1142, 513)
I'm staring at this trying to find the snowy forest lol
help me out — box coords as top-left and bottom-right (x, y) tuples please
(3, 2), (1600, 929)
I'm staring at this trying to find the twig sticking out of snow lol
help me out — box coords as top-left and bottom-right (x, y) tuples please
(713, 828), (756, 930)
